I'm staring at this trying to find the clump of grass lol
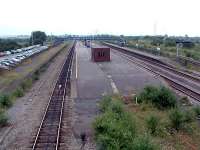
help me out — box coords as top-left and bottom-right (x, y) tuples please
(137, 86), (177, 109)
(132, 136), (158, 150)
(180, 96), (191, 106)
(183, 109), (195, 123)
(0, 112), (8, 127)
(169, 108), (184, 131)
(13, 88), (24, 97)
(20, 78), (33, 91)
(0, 94), (12, 108)
(146, 114), (160, 135)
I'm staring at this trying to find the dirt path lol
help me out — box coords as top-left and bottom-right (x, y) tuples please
(0, 43), (71, 150)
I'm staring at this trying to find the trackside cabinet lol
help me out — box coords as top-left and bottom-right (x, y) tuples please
(91, 47), (110, 62)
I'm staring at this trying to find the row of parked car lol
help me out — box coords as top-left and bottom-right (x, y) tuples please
(0, 45), (48, 70)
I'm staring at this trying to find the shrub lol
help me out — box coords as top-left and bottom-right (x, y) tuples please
(20, 79), (32, 90)
(13, 88), (24, 97)
(99, 96), (112, 112)
(94, 98), (137, 150)
(32, 70), (40, 81)
(0, 112), (8, 127)
(109, 100), (124, 115)
(193, 106), (200, 117)
(0, 94), (12, 108)
(137, 85), (158, 103)
(132, 136), (158, 150)
(146, 115), (160, 135)
(32, 74), (39, 81)
(137, 86), (177, 109)
(169, 108), (184, 131)
(154, 86), (177, 109)
(180, 96), (191, 106)
(94, 111), (137, 150)
(183, 110), (195, 123)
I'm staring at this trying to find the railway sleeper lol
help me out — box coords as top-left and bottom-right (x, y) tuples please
(35, 142), (57, 148)
(37, 136), (57, 143)
(42, 119), (60, 125)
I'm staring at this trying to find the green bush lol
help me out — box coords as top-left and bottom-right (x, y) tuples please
(32, 70), (40, 81)
(109, 100), (124, 115)
(132, 136), (158, 150)
(193, 106), (200, 117)
(32, 74), (39, 81)
(94, 111), (137, 150)
(164, 38), (176, 47)
(137, 85), (158, 103)
(0, 94), (12, 108)
(169, 108), (184, 131)
(94, 97), (159, 150)
(0, 112), (8, 127)
(99, 96), (112, 112)
(13, 88), (24, 97)
(94, 98), (137, 150)
(137, 86), (177, 109)
(146, 115), (160, 135)
(180, 96), (191, 106)
(183, 110), (195, 123)
(154, 86), (177, 109)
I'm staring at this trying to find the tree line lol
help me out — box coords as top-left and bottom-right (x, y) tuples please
(0, 31), (47, 52)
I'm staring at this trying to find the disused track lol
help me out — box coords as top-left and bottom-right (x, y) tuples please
(103, 42), (200, 102)
(32, 41), (76, 150)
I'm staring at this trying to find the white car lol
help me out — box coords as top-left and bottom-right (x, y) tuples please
(12, 58), (21, 62)
(0, 64), (9, 69)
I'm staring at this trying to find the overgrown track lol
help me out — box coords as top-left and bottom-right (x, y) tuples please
(104, 42), (200, 102)
(32, 41), (76, 150)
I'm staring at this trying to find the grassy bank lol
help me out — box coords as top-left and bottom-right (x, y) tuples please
(93, 86), (200, 150)
(127, 39), (200, 61)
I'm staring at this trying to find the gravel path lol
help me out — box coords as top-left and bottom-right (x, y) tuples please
(0, 44), (71, 150)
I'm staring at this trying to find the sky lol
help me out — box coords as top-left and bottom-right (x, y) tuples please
(0, 0), (200, 36)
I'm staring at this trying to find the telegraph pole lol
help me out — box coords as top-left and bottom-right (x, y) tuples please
(32, 32), (34, 46)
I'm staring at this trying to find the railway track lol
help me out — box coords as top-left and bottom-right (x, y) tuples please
(32, 41), (76, 150)
(103, 42), (200, 102)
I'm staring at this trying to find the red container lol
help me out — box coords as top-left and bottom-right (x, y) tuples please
(91, 46), (110, 62)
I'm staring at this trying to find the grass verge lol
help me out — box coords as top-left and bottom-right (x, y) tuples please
(94, 86), (200, 149)
(93, 96), (157, 150)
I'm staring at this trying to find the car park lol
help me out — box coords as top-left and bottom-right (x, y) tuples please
(0, 45), (49, 70)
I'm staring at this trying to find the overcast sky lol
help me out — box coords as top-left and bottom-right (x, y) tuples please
(0, 0), (200, 36)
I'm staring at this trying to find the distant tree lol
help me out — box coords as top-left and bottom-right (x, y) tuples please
(151, 36), (163, 46)
(30, 31), (47, 45)
(0, 39), (21, 52)
(164, 38), (176, 47)
(182, 42), (195, 48)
